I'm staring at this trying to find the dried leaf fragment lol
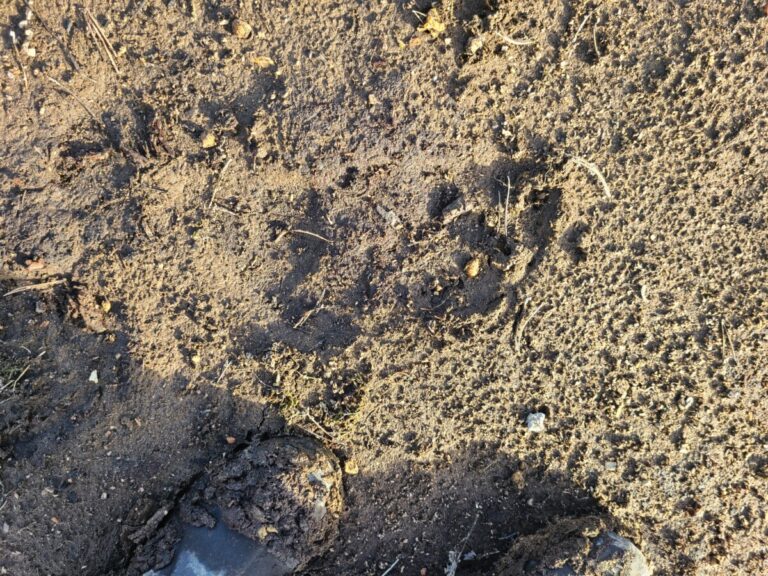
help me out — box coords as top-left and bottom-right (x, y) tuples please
(251, 55), (275, 69)
(418, 8), (446, 39)
(201, 132), (217, 149)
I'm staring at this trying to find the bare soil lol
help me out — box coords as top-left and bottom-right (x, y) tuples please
(1, 1), (767, 575)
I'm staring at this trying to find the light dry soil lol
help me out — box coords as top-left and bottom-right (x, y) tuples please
(1, 1), (767, 575)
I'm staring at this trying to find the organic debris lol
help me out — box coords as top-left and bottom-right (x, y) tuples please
(418, 8), (446, 39)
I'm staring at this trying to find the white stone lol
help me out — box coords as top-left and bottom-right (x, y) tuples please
(526, 412), (546, 433)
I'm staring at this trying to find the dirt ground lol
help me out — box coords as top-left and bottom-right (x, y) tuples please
(1, 1), (767, 575)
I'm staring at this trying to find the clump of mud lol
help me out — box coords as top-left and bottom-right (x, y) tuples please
(130, 436), (343, 575)
(495, 516), (650, 576)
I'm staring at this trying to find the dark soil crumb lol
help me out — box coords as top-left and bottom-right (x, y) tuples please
(1, 1), (767, 575)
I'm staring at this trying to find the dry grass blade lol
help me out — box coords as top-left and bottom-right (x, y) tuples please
(3, 278), (67, 297)
(44, 74), (103, 127)
(293, 289), (327, 329)
(504, 175), (512, 237)
(572, 10), (594, 44)
(83, 7), (120, 75)
(445, 510), (480, 576)
(569, 156), (612, 199)
(515, 301), (547, 351)
(380, 558), (400, 576)
(0, 363), (30, 394)
(495, 31), (535, 46)
(303, 410), (335, 440)
(290, 229), (333, 244)
(593, 14), (601, 58)
(208, 158), (232, 209)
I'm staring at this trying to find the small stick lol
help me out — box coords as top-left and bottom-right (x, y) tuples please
(569, 156), (612, 199)
(504, 175), (512, 238)
(495, 31), (535, 46)
(515, 301), (546, 351)
(0, 364), (30, 394)
(290, 229), (333, 244)
(572, 11), (593, 44)
(83, 7), (120, 75)
(212, 203), (241, 216)
(303, 411), (335, 439)
(43, 74), (102, 126)
(208, 158), (232, 209)
(592, 13), (601, 58)
(380, 558), (400, 576)
(213, 360), (230, 386)
(293, 289), (327, 329)
(3, 279), (67, 297)
(446, 510), (480, 576)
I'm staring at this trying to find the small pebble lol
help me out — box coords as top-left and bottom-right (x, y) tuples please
(525, 412), (546, 433)
(467, 36), (483, 55)
(231, 19), (253, 39)
(344, 460), (359, 475)
(201, 132), (217, 149)
(464, 257), (481, 278)
(88, 370), (98, 384)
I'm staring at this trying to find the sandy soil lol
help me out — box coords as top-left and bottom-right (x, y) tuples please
(1, 1), (767, 575)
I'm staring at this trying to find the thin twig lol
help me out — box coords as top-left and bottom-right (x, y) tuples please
(515, 301), (546, 351)
(0, 364), (30, 394)
(83, 7), (120, 75)
(303, 411), (335, 439)
(293, 289), (327, 329)
(212, 203), (241, 216)
(504, 175), (512, 238)
(495, 31), (535, 46)
(208, 158), (232, 209)
(496, 188), (502, 232)
(3, 279), (67, 297)
(569, 156), (612, 199)
(380, 557), (400, 576)
(572, 11), (593, 44)
(213, 360), (230, 386)
(445, 510), (480, 576)
(43, 74), (102, 127)
(290, 229), (333, 244)
(592, 14), (601, 58)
